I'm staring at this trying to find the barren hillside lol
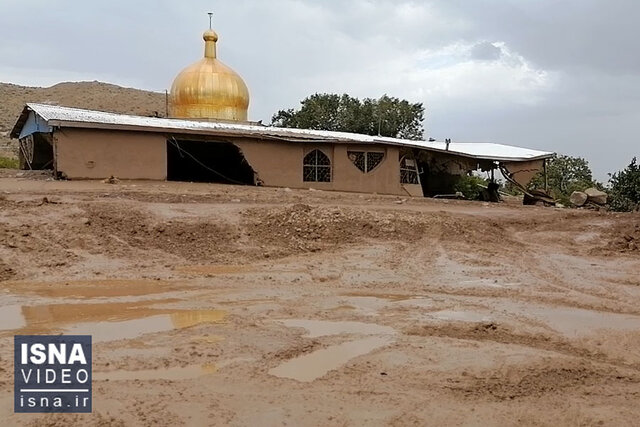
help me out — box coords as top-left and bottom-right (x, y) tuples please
(0, 81), (165, 156)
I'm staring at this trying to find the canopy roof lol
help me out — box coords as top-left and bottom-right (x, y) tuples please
(12, 103), (554, 162)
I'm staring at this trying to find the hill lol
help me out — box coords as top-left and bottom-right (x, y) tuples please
(0, 81), (166, 157)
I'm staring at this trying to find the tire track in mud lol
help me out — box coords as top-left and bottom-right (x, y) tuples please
(403, 321), (640, 372)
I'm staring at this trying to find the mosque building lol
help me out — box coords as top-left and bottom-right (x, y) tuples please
(10, 22), (551, 197)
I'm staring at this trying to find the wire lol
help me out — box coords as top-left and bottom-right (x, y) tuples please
(167, 137), (252, 186)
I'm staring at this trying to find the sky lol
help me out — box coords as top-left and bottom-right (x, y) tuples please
(0, 0), (638, 180)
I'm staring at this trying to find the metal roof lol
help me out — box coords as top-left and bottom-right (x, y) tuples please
(11, 103), (554, 162)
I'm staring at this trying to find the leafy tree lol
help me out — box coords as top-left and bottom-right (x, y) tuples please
(271, 93), (425, 140)
(608, 157), (640, 212)
(529, 154), (596, 205)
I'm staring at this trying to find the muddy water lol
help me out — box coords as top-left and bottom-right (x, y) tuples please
(269, 337), (392, 382)
(1, 279), (188, 299)
(1, 298), (227, 341)
(498, 301), (640, 338)
(0, 304), (26, 330)
(270, 319), (397, 382)
(60, 310), (226, 342)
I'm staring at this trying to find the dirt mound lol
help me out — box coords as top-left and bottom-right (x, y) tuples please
(609, 222), (640, 252)
(244, 203), (426, 252)
(81, 204), (241, 262)
(452, 362), (638, 400)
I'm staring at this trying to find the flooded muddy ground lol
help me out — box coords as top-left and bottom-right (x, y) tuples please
(0, 177), (639, 426)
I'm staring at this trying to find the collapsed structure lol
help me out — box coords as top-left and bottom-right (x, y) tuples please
(10, 23), (553, 198)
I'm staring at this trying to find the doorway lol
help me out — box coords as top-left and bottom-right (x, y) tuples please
(166, 139), (256, 184)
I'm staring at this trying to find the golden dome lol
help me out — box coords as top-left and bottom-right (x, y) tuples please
(169, 29), (249, 121)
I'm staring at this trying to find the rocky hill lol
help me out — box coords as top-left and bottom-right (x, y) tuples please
(0, 81), (166, 157)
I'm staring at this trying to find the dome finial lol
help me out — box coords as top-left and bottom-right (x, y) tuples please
(203, 12), (218, 58)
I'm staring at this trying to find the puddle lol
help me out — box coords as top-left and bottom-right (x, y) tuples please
(17, 300), (177, 327)
(95, 364), (217, 381)
(64, 310), (227, 343)
(427, 310), (491, 323)
(498, 302), (640, 338)
(2, 279), (186, 299)
(0, 305), (26, 331)
(2, 299), (227, 342)
(279, 319), (395, 338)
(269, 336), (391, 382)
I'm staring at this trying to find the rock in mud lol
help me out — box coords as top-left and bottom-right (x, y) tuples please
(584, 187), (608, 205)
(569, 191), (588, 207)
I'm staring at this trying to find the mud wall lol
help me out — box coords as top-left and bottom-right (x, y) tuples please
(235, 138), (417, 196)
(502, 159), (544, 187)
(55, 128), (166, 179)
(52, 126), (420, 196)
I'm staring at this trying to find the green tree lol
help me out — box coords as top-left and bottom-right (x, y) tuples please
(271, 93), (425, 140)
(608, 157), (640, 212)
(529, 154), (596, 205)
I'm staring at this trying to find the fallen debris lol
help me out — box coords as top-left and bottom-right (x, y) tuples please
(102, 175), (120, 184)
(570, 191), (588, 207)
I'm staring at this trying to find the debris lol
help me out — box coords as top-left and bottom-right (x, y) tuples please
(570, 191), (588, 207)
(523, 189), (555, 206)
(102, 175), (120, 184)
(584, 187), (608, 205)
(37, 197), (58, 206)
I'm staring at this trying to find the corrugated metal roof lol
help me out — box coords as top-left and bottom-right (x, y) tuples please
(12, 103), (554, 162)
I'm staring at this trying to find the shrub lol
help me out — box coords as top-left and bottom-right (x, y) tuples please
(609, 157), (640, 212)
(454, 175), (488, 200)
(0, 156), (19, 169)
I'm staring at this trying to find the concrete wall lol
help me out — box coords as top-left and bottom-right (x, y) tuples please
(55, 128), (166, 179)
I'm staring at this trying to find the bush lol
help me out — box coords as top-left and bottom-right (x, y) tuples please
(0, 156), (19, 169)
(609, 157), (640, 212)
(454, 175), (488, 200)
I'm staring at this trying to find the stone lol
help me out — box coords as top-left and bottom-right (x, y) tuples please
(584, 187), (608, 205)
(569, 191), (588, 207)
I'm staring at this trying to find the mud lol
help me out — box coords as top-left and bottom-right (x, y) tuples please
(0, 178), (639, 426)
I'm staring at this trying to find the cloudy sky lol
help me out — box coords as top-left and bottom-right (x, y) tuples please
(1, 0), (637, 180)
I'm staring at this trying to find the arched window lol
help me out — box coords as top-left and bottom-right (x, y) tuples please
(303, 149), (331, 182)
(348, 151), (385, 173)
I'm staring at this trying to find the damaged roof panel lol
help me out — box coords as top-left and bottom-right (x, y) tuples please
(12, 103), (554, 162)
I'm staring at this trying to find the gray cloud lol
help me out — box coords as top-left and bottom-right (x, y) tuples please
(470, 42), (502, 61)
(0, 0), (637, 180)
